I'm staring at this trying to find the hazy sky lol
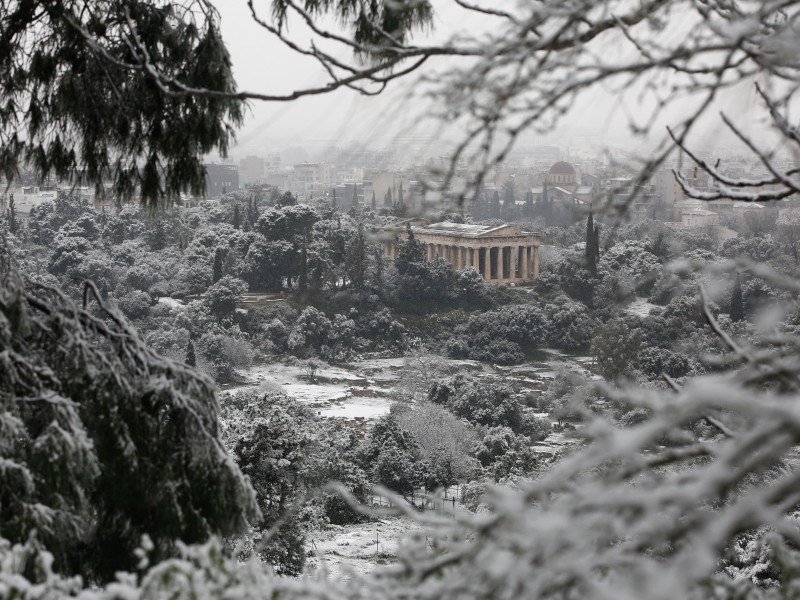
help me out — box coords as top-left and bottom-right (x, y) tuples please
(215, 1), (425, 157)
(214, 1), (771, 163)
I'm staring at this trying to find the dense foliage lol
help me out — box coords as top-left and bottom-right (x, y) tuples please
(0, 1), (242, 207)
(0, 272), (258, 581)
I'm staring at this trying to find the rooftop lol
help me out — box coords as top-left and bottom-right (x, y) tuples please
(421, 221), (493, 234)
(390, 220), (537, 238)
(549, 161), (576, 175)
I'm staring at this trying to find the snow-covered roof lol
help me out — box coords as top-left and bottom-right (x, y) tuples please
(732, 202), (765, 209)
(683, 208), (716, 216)
(416, 221), (534, 238)
(422, 221), (490, 234)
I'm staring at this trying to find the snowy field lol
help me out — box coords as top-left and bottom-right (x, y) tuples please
(306, 517), (425, 580)
(226, 350), (593, 422)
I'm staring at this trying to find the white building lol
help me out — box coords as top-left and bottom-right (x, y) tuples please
(681, 207), (720, 227)
(290, 162), (331, 200)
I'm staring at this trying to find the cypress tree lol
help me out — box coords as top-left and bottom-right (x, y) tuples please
(593, 225), (600, 264)
(489, 191), (501, 218)
(6, 193), (17, 234)
(730, 273), (744, 322)
(585, 210), (594, 265)
(371, 190), (377, 211)
(186, 339), (196, 367)
(212, 248), (224, 283)
(542, 181), (550, 220)
(523, 190), (533, 216)
(233, 204), (240, 229)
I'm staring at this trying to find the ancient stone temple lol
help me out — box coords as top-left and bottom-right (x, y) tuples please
(384, 221), (541, 283)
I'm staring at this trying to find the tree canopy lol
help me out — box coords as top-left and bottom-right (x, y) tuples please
(0, 1), (241, 208)
(0, 272), (258, 581)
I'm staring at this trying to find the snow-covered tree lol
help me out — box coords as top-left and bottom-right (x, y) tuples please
(0, 273), (258, 581)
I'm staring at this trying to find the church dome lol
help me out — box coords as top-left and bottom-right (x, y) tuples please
(549, 161), (576, 175)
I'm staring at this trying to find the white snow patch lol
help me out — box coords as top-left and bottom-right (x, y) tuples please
(157, 297), (184, 309)
(625, 297), (659, 318)
(306, 517), (425, 581)
(319, 397), (392, 419)
(283, 383), (351, 404)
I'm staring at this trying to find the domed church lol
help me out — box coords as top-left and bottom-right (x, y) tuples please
(546, 161), (578, 192)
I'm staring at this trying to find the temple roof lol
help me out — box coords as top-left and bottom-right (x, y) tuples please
(418, 221), (532, 238)
(385, 219), (537, 238)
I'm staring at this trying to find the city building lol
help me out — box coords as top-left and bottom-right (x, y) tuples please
(384, 221), (541, 284)
(289, 162), (331, 200)
(239, 155), (265, 186)
(204, 163), (239, 197)
(547, 161), (579, 191)
(681, 207), (720, 227)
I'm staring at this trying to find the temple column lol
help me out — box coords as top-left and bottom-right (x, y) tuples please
(481, 246), (489, 279)
(454, 246), (462, 270)
(533, 245), (540, 279)
(508, 246), (516, 282)
(427, 243), (434, 261)
(472, 247), (479, 270)
(494, 246), (502, 281)
(384, 240), (391, 257)
(520, 246), (529, 279)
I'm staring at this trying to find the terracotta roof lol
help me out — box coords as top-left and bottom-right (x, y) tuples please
(549, 161), (576, 175)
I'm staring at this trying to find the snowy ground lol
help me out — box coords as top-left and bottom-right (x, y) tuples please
(625, 297), (660, 318)
(157, 297), (185, 309)
(225, 359), (398, 420)
(224, 352), (589, 579)
(306, 517), (425, 581)
(227, 350), (594, 422)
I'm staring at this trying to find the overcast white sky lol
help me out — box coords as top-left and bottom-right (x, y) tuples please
(215, 1), (428, 158)
(213, 1), (770, 163)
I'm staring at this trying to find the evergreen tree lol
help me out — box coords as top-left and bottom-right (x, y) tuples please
(0, 1), (243, 208)
(212, 247), (224, 283)
(730, 272), (744, 322)
(7, 193), (17, 234)
(186, 339), (196, 367)
(489, 191), (501, 218)
(470, 190), (486, 221)
(523, 190), (533, 217)
(233, 203), (240, 229)
(593, 225), (600, 263)
(372, 246), (385, 294)
(246, 198), (253, 226)
(585, 210), (595, 266)
(395, 223), (426, 275)
(371, 190), (377, 211)
(332, 188), (337, 210)
(503, 178), (517, 218)
(345, 224), (368, 293)
(0, 276), (258, 581)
